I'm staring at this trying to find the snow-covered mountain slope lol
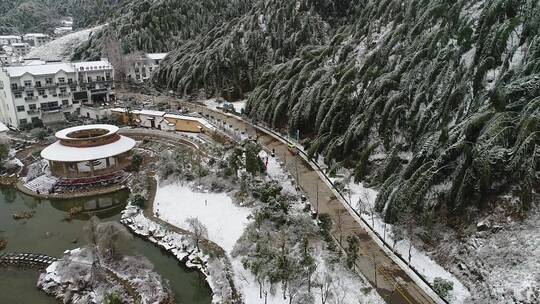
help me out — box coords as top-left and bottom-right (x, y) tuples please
(26, 26), (103, 61)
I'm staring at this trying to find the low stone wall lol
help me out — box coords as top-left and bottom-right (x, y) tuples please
(15, 180), (128, 200)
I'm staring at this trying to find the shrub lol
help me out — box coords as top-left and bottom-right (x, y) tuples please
(433, 277), (454, 299)
(130, 153), (143, 172)
(131, 194), (146, 209)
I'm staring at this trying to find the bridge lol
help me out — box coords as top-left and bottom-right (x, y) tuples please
(0, 252), (58, 270)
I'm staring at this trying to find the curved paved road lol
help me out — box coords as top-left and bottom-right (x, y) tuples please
(118, 91), (441, 304)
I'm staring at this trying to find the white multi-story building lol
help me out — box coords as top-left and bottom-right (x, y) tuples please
(23, 33), (50, 47)
(11, 43), (31, 57)
(126, 53), (167, 82)
(0, 60), (114, 128)
(0, 35), (22, 45)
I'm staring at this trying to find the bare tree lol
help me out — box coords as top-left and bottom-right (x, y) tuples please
(318, 273), (332, 304)
(334, 208), (347, 246)
(186, 217), (208, 251)
(102, 36), (140, 82)
(96, 221), (133, 261)
(84, 215), (100, 250)
(329, 276), (348, 304)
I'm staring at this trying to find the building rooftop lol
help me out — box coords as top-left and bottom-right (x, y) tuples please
(3, 60), (113, 77)
(11, 43), (30, 47)
(41, 135), (135, 162)
(54, 124), (119, 141)
(0, 35), (21, 39)
(41, 124), (135, 162)
(0, 121), (8, 132)
(23, 33), (49, 38)
(111, 108), (215, 130)
(147, 53), (168, 60)
(3, 62), (75, 77)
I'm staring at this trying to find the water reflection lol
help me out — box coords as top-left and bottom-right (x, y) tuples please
(49, 191), (128, 219)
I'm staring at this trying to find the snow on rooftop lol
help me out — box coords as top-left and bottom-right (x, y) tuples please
(54, 124), (119, 140)
(0, 121), (8, 132)
(24, 33), (49, 38)
(4, 62), (75, 77)
(0, 35), (21, 39)
(164, 113), (215, 129)
(147, 53), (168, 60)
(111, 108), (215, 130)
(41, 135), (135, 162)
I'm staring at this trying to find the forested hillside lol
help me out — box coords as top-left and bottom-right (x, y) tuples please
(0, 0), (65, 34)
(245, 0), (540, 226)
(71, 0), (254, 60)
(0, 0), (123, 34)
(153, 0), (349, 99)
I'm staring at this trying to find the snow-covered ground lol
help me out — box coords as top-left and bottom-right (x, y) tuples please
(154, 181), (251, 253)
(331, 175), (471, 303)
(26, 25), (103, 61)
(153, 157), (383, 304)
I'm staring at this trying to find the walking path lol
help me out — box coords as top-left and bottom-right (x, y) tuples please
(0, 252), (57, 270)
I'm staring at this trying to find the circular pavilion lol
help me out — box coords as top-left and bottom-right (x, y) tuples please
(41, 124), (136, 179)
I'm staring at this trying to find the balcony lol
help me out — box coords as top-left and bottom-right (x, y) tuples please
(27, 109), (39, 115)
(58, 92), (71, 97)
(24, 86), (34, 91)
(24, 96), (38, 101)
(80, 79), (113, 85)
(41, 106), (61, 113)
(11, 86), (23, 93)
(38, 83), (57, 89)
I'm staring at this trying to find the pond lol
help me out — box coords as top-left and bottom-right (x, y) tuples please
(0, 186), (212, 304)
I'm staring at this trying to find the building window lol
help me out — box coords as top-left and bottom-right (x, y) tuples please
(24, 80), (32, 87)
(35, 81), (42, 87)
(29, 104), (36, 110)
(57, 77), (65, 83)
(14, 92), (22, 98)
(16, 105), (25, 112)
(87, 76), (92, 82)
(60, 87), (67, 93)
(10, 83), (18, 90)
(26, 92), (34, 97)
(62, 100), (69, 106)
(40, 101), (58, 110)
(67, 78), (73, 84)
(72, 99), (79, 104)
(19, 118), (27, 126)
(105, 73), (111, 80)
(31, 117), (40, 124)
(38, 89), (45, 96)
(45, 77), (53, 85)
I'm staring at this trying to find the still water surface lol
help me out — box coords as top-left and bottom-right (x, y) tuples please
(0, 187), (212, 304)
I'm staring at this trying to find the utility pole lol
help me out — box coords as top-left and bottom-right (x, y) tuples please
(316, 180), (319, 216)
(198, 151), (202, 186)
(295, 155), (299, 189)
